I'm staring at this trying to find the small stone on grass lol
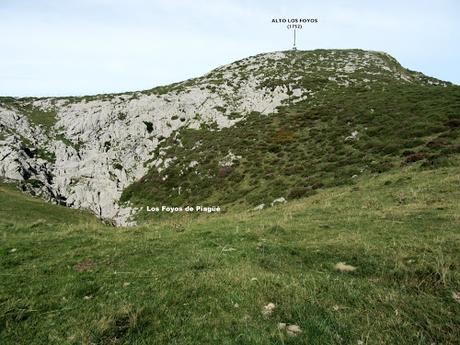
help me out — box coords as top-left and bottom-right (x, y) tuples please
(452, 291), (460, 303)
(286, 324), (302, 336)
(335, 262), (357, 272)
(262, 302), (275, 317)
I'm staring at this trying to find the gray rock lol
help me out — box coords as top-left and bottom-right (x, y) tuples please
(271, 197), (287, 206)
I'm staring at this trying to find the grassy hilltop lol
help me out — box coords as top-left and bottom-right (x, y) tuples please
(1, 161), (460, 344)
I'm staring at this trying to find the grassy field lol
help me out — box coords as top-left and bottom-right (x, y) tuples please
(1, 161), (459, 344)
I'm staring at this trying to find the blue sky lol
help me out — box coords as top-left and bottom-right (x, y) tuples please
(0, 0), (458, 96)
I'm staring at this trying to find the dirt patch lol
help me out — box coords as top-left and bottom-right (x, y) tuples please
(74, 258), (95, 273)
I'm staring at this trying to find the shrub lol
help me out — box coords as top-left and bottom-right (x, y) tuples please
(217, 166), (233, 178)
(143, 121), (153, 133)
(405, 153), (427, 163)
(445, 119), (460, 128)
(26, 179), (44, 188)
(287, 187), (316, 199)
(425, 138), (449, 149)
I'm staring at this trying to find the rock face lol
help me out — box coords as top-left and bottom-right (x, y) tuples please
(0, 49), (446, 225)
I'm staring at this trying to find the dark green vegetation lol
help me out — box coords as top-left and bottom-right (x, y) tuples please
(121, 83), (460, 215)
(1, 163), (460, 344)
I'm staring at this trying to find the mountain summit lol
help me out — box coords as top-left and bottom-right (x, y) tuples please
(0, 49), (457, 225)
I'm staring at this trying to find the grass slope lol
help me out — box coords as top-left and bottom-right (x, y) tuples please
(1, 162), (459, 344)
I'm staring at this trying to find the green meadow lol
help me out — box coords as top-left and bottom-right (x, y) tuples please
(1, 161), (459, 344)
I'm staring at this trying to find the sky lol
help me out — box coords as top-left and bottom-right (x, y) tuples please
(0, 0), (458, 96)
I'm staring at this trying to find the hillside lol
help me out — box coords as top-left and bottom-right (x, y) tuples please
(1, 163), (459, 344)
(1, 49), (458, 224)
(121, 82), (460, 218)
